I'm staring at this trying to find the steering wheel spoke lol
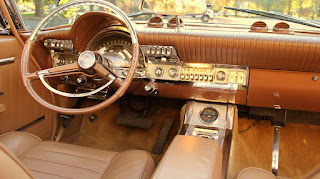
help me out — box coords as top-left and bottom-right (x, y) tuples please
(94, 63), (124, 87)
(26, 63), (80, 80)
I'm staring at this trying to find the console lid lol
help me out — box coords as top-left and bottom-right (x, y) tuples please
(151, 135), (222, 179)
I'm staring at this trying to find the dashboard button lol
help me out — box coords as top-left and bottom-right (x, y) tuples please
(204, 75), (208, 81)
(199, 75), (203, 80)
(190, 74), (194, 80)
(208, 75), (213, 81)
(186, 74), (189, 80)
(180, 73), (184, 79)
(162, 48), (166, 55)
(167, 48), (172, 55)
(195, 74), (198, 80)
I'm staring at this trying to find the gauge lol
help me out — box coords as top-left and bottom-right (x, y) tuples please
(216, 71), (226, 81)
(229, 70), (245, 84)
(199, 107), (219, 124)
(154, 67), (164, 77)
(168, 68), (178, 78)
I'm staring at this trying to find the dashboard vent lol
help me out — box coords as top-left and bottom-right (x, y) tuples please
(250, 21), (268, 32)
(273, 22), (292, 34)
(167, 17), (184, 28)
(147, 16), (164, 28)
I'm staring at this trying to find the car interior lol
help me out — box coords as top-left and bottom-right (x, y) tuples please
(0, 0), (320, 178)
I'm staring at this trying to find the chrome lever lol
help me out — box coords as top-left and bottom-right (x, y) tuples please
(0, 57), (15, 65)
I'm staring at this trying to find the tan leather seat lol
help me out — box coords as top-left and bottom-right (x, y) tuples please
(0, 131), (155, 179)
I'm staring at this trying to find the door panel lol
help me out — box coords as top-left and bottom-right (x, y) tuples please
(0, 35), (54, 140)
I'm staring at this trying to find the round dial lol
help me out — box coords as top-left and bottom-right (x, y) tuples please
(216, 71), (226, 81)
(154, 67), (164, 77)
(199, 107), (219, 124)
(168, 68), (178, 78)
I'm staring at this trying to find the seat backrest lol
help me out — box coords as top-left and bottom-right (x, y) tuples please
(0, 143), (34, 179)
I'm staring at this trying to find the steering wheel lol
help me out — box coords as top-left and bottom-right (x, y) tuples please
(21, 0), (139, 115)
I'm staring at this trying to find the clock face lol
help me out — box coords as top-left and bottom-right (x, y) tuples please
(199, 107), (219, 124)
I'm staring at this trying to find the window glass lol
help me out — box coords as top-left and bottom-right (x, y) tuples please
(15, 0), (320, 31)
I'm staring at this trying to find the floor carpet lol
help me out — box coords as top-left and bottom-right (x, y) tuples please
(73, 100), (182, 163)
(227, 118), (320, 178)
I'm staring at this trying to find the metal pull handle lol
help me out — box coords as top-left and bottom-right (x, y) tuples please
(0, 57), (15, 65)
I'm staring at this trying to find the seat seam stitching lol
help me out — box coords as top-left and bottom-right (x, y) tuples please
(99, 152), (121, 179)
(40, 142), (115, 155)
(20, 156), (103, 174)
(30, 169), (73, 179)
(30, 148), (111, 163)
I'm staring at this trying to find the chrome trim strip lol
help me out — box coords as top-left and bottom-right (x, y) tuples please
(272, 126), (280, 176)
(0, 57), (15, 65)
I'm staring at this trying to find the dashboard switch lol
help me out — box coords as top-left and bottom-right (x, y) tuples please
(195, 74), (198, 80)
(208, 75), (213, 81)
(199, 75), (203, 81)
(167, 48), (172, 55)
(204, 75), (208, 81)
(180, 73), (184, 79)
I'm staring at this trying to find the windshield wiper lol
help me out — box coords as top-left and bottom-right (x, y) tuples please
(127, 11), (155, 18)
(224, 7), (320, 29)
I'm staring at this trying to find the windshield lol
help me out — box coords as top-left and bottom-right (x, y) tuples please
(15, 0), (320, 31)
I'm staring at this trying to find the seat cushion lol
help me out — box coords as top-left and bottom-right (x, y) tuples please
(0, 132), (154, 179)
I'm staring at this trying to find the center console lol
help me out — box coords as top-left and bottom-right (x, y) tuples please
(181, 101), (236, 149)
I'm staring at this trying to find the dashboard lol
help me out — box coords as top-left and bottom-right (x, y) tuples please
(44, 30), (249, 103)
(31, 11), (320, 112)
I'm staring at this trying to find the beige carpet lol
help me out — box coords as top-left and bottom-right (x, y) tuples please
(227, 118), (320, 179)
(74, 101), (181, 163)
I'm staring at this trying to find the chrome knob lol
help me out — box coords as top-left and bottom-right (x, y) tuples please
(144, 82), (157, 94)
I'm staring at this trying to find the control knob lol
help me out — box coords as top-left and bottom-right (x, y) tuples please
(144, 82), (158, 94)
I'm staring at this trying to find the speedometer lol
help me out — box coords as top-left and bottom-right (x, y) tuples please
(87, 31), (145, 68)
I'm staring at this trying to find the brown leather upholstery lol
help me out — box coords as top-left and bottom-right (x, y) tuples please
(151, 135), (222, 179)
(0, 131), (155, 179)
(0, 143), (33, 179)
